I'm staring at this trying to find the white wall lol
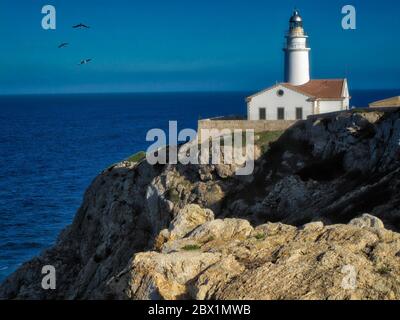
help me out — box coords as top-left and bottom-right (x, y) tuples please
(284, 49), (310, 85)
(318, 100), (345, 114)
(342, 79), (350, 110)
(284, 34), (310, 85)
(343, 98), (349, 110)
(247, 84), (313, 120)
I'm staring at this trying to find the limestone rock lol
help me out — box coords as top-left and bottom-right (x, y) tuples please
(168, 204), (215, 240)
(107, 219), (400, 300)
(301, 221), (325, 231)
(189, 219), (253, 242)
(107, 251), (222, 300)
(349, 214), (385, 230)
(188, 255), (245, 300)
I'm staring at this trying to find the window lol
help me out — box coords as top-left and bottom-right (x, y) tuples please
(277, 107), (285, 120)
(277, 89), (285, 97)
(296, 107), (303, 120)
(259, 108), (266, 120)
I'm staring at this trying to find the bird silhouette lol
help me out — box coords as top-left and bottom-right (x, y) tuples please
(73, 23), (90, 29)
(58, 43), (69, 48)
(78, 58), (92, 65)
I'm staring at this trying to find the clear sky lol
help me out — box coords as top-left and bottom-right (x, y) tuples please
(0, 0), (399, 94)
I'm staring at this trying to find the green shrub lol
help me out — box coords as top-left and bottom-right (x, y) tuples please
(377, 265), (392, 275)
(182, 244), (201, 251)
(254, 233), (266, 241)
(255, 131), (284, 153)
(167, 189), (180, 203)
(126, 151), (146, 163)
(217, 130), (284, 154)
(205, 236), (215, 242)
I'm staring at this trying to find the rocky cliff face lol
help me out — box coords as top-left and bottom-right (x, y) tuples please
(1, 109), (400, 300)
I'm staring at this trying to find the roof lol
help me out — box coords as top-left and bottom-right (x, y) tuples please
(284, 79), (346, 99)
(290, 10), (302, 22)
(369, 96), (400, 108)
(246, 79), (347, 102)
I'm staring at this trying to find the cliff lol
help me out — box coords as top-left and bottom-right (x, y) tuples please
(1, 108), (400, 300)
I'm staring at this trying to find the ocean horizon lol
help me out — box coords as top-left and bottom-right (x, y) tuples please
(0, 89), (399, 282)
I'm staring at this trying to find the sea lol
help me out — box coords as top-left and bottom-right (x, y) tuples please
(0, 89), (398, 282)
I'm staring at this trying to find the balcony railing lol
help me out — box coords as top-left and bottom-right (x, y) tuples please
(283, 39), (310, 50)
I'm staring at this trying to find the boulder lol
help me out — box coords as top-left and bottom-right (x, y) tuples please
(108, 220), (400, 300)
(349, 214), (385, 230)
(168, 204), (215, 240)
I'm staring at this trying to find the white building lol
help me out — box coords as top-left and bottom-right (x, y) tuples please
(247, 10), (350, 121)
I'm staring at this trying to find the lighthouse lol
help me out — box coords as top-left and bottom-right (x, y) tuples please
(283, 10), (310, 85)
(246, 9), (349, 121)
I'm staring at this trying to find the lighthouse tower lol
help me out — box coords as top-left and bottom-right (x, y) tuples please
(246, 9), (350, 121)
(283, 10), (310, 85)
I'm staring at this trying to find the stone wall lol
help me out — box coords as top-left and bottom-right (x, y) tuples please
(306, 107), (400, 121)
(198, 118), (297, 134)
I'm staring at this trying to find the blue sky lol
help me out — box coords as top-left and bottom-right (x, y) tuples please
(0, 0), (399, 94)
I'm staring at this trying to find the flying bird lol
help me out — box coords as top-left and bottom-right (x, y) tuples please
(58, 42), (69, 48)
(78, 58), (92, 65)
(73, 23), (90, 29)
